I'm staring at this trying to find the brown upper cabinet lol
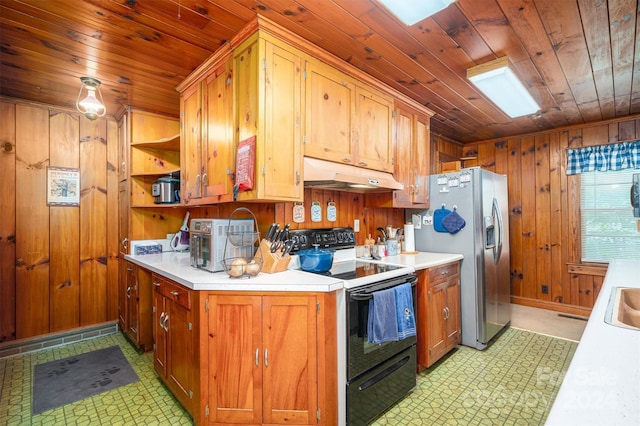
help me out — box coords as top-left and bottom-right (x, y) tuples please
(176, 15), (434, 206)
(177, 26), (304, 203)
(181, 57), (236, 204)
(233, 33), (304, 202)
(392, 101), (432, 208)
(304, 60), (394, 172)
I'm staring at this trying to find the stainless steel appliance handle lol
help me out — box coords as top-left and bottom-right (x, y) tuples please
(349, 275), (418, 301)
(493, 197), (503, 264)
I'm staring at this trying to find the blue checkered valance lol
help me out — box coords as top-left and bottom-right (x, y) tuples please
(566, 140), (640, 175)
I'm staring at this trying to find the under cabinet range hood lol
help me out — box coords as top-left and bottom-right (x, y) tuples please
(303, 157), (404, 192)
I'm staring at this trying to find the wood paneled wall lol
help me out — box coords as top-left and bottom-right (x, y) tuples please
(457, 116), (640, 315)
(0, 99), (119, 341)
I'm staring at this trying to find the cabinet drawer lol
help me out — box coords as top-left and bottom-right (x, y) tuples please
(151, 274), (164, 292)
(428, 262), (459, 285)
(163, 280), (191, 310)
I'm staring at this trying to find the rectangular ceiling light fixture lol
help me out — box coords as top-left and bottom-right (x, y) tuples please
(467, 57), (540, 118)
(378, 0), (456, 25)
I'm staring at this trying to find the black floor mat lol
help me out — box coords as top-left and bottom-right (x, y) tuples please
(32, 345), (139, 415)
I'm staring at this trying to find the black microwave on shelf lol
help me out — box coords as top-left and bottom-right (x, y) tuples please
(632, 173), (640, 217)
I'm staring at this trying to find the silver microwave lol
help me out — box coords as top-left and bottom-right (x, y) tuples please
(189, 218), (254, 272)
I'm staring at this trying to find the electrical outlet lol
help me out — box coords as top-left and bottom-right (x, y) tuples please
(353, 219), (360, 232)
(541, 284), (549, 294)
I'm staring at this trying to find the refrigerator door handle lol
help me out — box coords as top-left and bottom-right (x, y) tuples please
(493, 197), (503, 264)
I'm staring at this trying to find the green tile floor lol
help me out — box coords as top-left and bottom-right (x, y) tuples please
(0, 328), (577, 425)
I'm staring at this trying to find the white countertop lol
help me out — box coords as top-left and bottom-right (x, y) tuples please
(546, 259), (640, 425)
(124, 250), (464, 292)
(371, 251), (464, 271)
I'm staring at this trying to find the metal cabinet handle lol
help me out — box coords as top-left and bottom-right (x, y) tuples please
(126, 286), (132, 299)
(169, 291), (179, 297)
(159, 312), (165, 327)
(163, 314), (169, 332)
(152, 281), (161, 287)
(358, 161), (368, 167)
(341, 157), (351, 163)
(202, 173), (208, 186)
(255, 348), (259, 366)
(264, 349), (268, 367)
(122, 238), (129, 251)
(440, 270), (449, 275)
(195, 174), (201, 188)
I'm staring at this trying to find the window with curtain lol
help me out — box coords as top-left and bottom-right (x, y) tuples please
(567, 140), (640, 262)
(580, 169), (639, 262)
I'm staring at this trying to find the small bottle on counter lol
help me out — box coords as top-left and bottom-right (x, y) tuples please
(363, 234), (375, 258)
(376, 237), (387, 257)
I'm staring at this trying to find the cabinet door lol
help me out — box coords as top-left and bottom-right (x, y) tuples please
(354, 85), (394, 172)
(393, 107), (413, 206)
(444, 279), (461, 349)
(166, 295), (194, 412)
(304, 61), (354, 164)
(125, 263), (139, 345)
(263, 41), (303, 200)
(392, 103), (430, 208)
(262, 295), (318, 425)
(152, 279), (167, 378)
(203, 58), (234, 200)
(427, 282), (447, 364)
(181, 82), (203, 201)
(119, 260), (132, 335)
(207, 294), (263, 424)
(235, 37), (260, 148)
(412, 114), (430, 206)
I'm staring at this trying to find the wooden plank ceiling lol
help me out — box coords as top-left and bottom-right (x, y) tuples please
(1, 0), (639, 143)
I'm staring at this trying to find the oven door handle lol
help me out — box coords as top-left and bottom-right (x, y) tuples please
(349, 275), (417, 301)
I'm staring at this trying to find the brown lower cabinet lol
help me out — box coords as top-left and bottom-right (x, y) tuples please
(416, 261), (462, 369)
(148, 272), (337, 426)
(121, 261), (153, 352)
(152, 274), (198, 416)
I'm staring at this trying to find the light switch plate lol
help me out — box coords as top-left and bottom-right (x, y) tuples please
(354, 219), (360, 232)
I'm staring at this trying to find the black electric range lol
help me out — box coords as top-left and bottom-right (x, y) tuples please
(288, 227), (413, 288)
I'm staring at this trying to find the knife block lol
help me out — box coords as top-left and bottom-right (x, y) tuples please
(254, 239), (291, 274)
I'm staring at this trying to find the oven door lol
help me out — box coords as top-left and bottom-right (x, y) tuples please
(346, 274), (418, 380)
(190, 233), (213, 270)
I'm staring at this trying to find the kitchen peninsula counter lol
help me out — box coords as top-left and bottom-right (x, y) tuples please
(546, 259), (640, 425)
(124, 250), (465, 292)
(125, 251), (344, 292)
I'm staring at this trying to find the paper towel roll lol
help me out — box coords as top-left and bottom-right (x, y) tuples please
(403, 223), (415, 253)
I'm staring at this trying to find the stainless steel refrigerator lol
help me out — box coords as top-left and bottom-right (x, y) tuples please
(413, 167), (511, 350)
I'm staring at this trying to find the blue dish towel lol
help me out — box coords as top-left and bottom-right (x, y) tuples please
(367, 288), (399, 344)
(394, 283), (416, 340)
